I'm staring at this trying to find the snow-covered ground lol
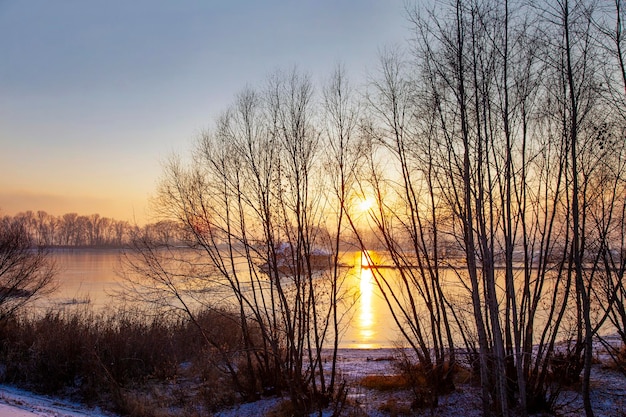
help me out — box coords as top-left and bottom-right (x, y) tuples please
(217, 345), (626, 417)
(0, 385), (115, 417)
(1, 344), (625, 416)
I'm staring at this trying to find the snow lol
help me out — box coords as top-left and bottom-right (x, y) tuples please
(1, 345), (625, 416)
(215, 347), (626, 416)
(0, 386), (116, 417)
(0, 404), (38, 417)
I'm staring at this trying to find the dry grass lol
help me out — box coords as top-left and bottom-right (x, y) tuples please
(0, 307), (247, 415)
(452, 364), (474, 384)
(265, 399), (296, 417)
(603, 344), (626, 375)
(359, 374), (412, 391)
(357, 351), (465, 412)
(378, 398), (413, 417)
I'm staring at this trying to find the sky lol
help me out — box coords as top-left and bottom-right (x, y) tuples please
(0, 0), (409, 224)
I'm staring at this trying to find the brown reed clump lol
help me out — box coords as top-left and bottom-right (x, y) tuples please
(0, 306), (248, 415)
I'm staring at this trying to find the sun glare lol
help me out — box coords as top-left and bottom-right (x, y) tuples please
(357, 197), (374, 213)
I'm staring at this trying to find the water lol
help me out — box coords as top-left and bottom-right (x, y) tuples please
(44, 249), (612, 349)
(44, 249), (125, 308)
(43, 248), (401, 349)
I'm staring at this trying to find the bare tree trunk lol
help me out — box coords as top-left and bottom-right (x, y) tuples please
(561, 1), (594, 413)
(323, 65), (361, 395)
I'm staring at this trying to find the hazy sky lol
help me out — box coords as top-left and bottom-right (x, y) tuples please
(0, 1), (408, 224)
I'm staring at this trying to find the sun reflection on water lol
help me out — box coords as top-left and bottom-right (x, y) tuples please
(359, 267), (375, 337)
(357, 250), (377, 347)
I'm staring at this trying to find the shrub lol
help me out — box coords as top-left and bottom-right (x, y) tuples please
(390, 350), (457, 409)
(0, 306), (250, 414)
(606, 344), (626, 375)
(549, 350), (584, 387)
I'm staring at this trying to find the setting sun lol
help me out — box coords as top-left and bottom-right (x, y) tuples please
(357, 197), (375, 213)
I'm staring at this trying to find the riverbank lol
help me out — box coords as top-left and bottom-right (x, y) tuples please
(216, 344), (626, 417)
(1, 342), (625, 417)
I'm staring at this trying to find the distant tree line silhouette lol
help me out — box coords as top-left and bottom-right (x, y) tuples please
(0, 211), (185, 248)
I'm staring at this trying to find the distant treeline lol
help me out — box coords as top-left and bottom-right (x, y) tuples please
(0, 211), (185, 248)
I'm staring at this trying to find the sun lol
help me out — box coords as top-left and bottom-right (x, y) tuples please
(357, 197), (375, 213)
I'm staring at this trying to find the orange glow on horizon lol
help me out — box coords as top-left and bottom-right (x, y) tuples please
(0, 189), (149, 225)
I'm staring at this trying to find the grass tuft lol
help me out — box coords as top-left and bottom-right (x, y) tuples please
(359, 374), (412, 391)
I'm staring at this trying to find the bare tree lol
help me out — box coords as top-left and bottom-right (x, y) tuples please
(590, 0), (626, 373)
(114, 2), (625, 414)
(353, 45), (458, 408)
(0, 215), (56, 321)
(378, 1), (617, 415)
(535, 1), (606, 414)
(322, 64), (364, 396)
(128, 68), (347, 414)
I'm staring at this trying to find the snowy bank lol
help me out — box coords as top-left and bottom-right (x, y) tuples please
(0, 385), (116, 417)
(1, 345), (626, 416)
